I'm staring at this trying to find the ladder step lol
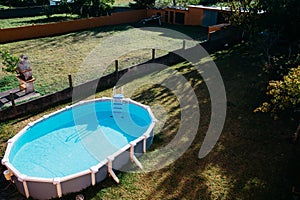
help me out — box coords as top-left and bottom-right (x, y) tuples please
(113, 94), (124, 99)
(113, 111), (122, 114)
(113, 102), (123, 105)
(113, 107), (122, 110)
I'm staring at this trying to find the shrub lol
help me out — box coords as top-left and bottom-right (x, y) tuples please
(0, 49), (19, 74)
(255, 66), (300, 119)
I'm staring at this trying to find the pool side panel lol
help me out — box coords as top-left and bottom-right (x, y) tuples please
(27, 181), (57, 200)
(146, 131), (154, 149)
(95, 165), (108, 183)
(61, 173), (91, 195)
(112, 149), (131, 171)
(134, 140), (144, 157)
(12, 176), (26, 197)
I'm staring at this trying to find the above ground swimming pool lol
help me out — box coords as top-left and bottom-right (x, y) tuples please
(1, 96), (157, 199)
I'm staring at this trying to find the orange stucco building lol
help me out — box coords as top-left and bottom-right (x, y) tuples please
(147, 5), (230, 27)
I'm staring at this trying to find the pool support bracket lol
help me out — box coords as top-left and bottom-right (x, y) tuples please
(107, 157), (119, 183)
(130, 143), (144, 170)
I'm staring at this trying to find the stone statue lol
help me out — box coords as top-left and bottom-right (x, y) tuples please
(16, 54), (32, 81)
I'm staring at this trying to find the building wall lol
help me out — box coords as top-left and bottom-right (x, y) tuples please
(147, 6), (228, 26)
(147, 7), (204, 26)
(186, 6), (204, 26)
(0, 9), (147, 43)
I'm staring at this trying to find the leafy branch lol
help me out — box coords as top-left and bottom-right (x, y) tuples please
(0, 49), (19, 74)
(254, 66), (300, 119)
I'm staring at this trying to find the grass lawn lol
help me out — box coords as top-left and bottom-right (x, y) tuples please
(114, 0), (134, 6)
(0, 4), (9, 9)
(0, 1), (132, 29)
(0, 13), (80, 29)
(0, 24), (297, 199)
(0, 24), (207, 95)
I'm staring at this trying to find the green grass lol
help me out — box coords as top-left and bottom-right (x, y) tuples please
(0, 24), (297, 199)
(0, 75), (18, 92)
(0, 41), (297, 199)
(0, 13), (80, 29)
(114, 0), (134, 6)
(0, 4), (9, 9)
(0, 24), (207, 95)
(0, 1), (130, 29)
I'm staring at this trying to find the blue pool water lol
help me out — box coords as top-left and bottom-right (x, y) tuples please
(9, 101), (152, 178)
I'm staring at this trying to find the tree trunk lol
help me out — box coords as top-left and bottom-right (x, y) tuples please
(292, 123), (300, 143)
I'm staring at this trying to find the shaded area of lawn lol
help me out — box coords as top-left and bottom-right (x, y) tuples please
(96, 44), (296, 199)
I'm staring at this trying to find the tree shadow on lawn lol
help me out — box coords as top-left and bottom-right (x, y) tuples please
(135, 44), (297, 199)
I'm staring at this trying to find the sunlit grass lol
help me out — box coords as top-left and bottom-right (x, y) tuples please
(0, 24), (206, 95)
(0, 13), (80, 29)
(114, 0), (134, 6)
(0, 4), (9, 9)
(202, 164), (234, 199)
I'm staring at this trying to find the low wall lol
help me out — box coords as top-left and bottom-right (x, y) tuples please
(0, 9), (147, 43)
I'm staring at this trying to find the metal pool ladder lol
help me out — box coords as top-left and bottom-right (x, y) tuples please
(112, 86), (124, 115)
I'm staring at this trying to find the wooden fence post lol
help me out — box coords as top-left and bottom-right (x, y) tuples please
(152, 49), (155, 60)
(10, 92), (15, 107)
(115, 60), (119, 79)
(68, 74), (73, 88)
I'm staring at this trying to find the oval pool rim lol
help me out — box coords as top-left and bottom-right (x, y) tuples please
(1, 97), (157, 199)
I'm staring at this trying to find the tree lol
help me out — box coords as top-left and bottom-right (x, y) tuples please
(130, 0), (155, 9)
(225, 0), (300, 122)
(73, 0), (115, 17)
(225, 0), (300, 48)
